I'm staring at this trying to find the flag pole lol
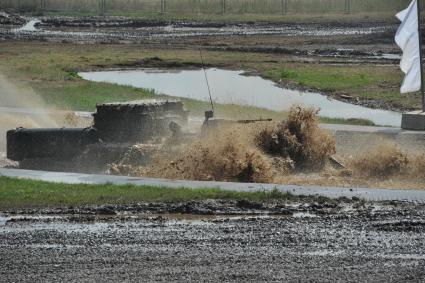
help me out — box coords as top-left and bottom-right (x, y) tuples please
(417, 0), (425, 112)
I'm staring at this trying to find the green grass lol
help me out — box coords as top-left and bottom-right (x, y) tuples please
(265, 65), (421, 110)
(266, 65), (398, 92)
(37, 80), (158, 111)
(0, 176), (296, 209)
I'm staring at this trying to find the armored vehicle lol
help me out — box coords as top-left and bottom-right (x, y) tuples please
(6, 99), (188, 171)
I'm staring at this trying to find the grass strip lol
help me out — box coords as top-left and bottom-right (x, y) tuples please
(0, 176), (297, 209)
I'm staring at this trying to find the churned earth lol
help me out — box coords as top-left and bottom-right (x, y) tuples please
(0, 13), (401, 62)
(1, 200), (425, 282)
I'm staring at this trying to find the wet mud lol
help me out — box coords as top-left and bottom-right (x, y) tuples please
(0, 15), (397, 46)
(0, 11), (25, 26)
(1, 200), (425, 282)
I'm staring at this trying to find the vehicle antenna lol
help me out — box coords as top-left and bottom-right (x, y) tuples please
(199, 48), (214, 114)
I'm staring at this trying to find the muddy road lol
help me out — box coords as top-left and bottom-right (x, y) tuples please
(1, 201), (425, 282)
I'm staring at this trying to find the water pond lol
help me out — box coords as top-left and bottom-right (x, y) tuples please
(79, 68), (401, 126)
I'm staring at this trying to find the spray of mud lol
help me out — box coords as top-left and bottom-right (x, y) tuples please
(350, 140), (408, 178)
(256, 106), (336, 170)
(0, 74), (58, 151)
(150, 131), (274, 183)
(110, 124), (275, 183)
(347, 139), (425, 181)
(108, 104), (425, 189)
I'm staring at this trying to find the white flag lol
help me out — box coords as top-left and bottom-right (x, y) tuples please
(395, 0), (422, 93)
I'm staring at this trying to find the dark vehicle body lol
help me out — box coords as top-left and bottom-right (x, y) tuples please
(6, 99), (188, 170)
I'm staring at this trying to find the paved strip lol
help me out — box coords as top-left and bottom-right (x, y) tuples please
(1, 168), (425, 203)
(320, 123), (423, 135)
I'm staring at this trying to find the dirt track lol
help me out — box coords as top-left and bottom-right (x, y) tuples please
(1, 200), (425, 282)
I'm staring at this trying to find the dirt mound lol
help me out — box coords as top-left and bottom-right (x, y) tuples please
(256, 106), (335, 170)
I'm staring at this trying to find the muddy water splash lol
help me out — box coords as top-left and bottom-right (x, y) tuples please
(110, 107), (335, 183)
(109, 106), (425, 189)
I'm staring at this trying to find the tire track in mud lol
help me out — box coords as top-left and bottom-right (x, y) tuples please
(0, 17), (397, 44)
(0, 206), (424, 282)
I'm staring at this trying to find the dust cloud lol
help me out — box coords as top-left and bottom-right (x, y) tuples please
(0, 73), (58, 151)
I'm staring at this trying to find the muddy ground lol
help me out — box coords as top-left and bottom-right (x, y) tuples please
(0, 14), (401, 58)
(1, 200), (425, 282)
(1, 15), (425, 281)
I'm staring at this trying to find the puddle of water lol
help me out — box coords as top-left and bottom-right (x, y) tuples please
(79, 68), (401, 126)
(0, 213), (304, 233)
(1, 219), (123, 233)
(0, 214), (217, 233)
(293, 212), (318, 218)
(0, 215), (63, 226)
(15, 19), (41, 32)
(0, 216), (9, 227)
(28, 243), (85, 250)
(380, 254), (425, 260)
(326, 49), (401, 60)
(303, 250), (344, 256)
(379, 53), (402, 60)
